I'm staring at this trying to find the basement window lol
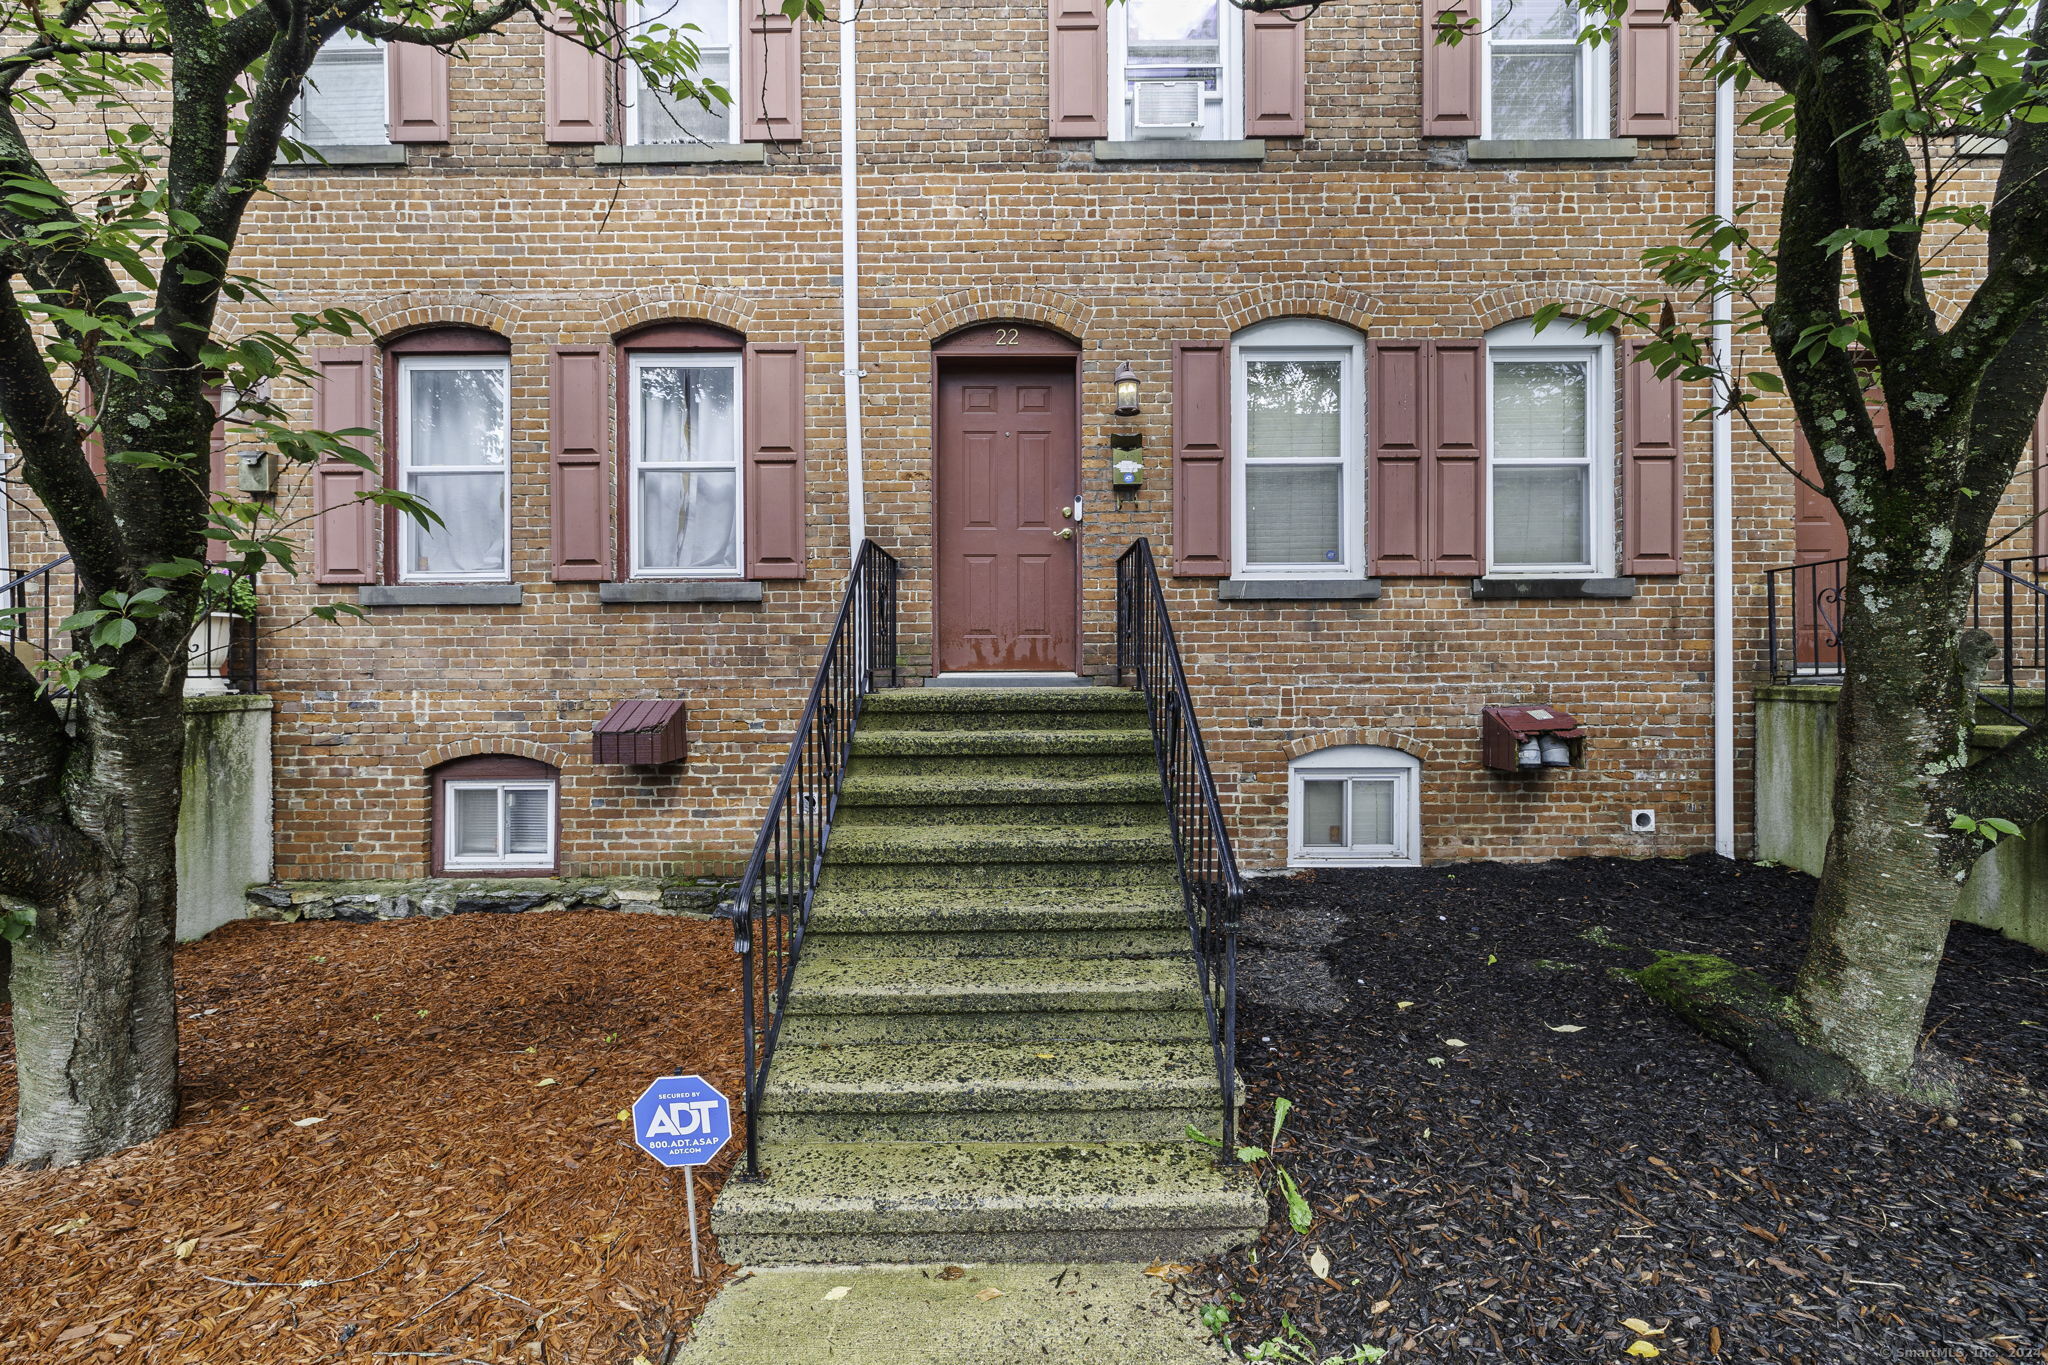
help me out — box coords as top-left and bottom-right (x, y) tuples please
(1289, 745), (1420, 867)
(432, 755), (559, 874)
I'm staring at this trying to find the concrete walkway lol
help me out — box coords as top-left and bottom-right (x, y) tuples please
(674, 1262), (1231, 1365)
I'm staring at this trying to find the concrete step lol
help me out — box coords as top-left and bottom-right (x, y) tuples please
(862, 691), (1149, 733)
(820, 861), (1182, 892)
(851, 728), (1155, 759)
(777, 1005), (1210, 1046)
(711, 1141), (1266, 1265)
(826, 823), (1177, 867)
(847, 752), (1156, 780)
(834, 801), (1168, 830)
(840, 770), (1164, 807)
(757, 1040), (1221, 1143)
(806, 887), (1188, 955)
(784, 953), (1204, 1020)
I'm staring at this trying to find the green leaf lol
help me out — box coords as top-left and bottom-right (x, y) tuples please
(1277, 1166), (1313, 1235)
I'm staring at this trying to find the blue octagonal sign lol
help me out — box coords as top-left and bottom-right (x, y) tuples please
(631, 1074), (732, 1168)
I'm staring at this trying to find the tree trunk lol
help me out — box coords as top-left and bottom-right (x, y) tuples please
(1775, 571), (1978, 1096)
(5, 684), (185, 1168)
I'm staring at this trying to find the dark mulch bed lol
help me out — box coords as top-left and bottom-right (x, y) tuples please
(1190, 854), (2047, 1364)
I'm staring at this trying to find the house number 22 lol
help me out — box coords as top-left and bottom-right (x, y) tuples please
(992, 328), (1020, 346)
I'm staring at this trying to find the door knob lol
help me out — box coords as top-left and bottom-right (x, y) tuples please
(1055, 527), (1074, 540)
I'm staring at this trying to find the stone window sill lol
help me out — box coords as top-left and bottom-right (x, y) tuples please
(1218, 578), (1383, 602)
(1092, 138), (1267, 163)
(1958, 134), (2007, 157)
(594, 143), (770, 165)
(1470, 576), (1636, 600)
(1465, 138), (1639, 162)
(599, 580), (764, 604)
(360, 584), (523, 607)
(277, 144), (409, 167)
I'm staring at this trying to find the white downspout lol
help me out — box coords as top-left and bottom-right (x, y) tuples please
(1712, 52), (1736, 859)
(839, 3), (866, 553)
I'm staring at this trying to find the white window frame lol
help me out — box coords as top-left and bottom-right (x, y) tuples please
(396, 353), (513, 584)
(1109, 0), (1242, 141)
(628, 351), (746, 579)
(442, 778), (557, 871)
(1289, 746), (1421, 867)
(1230, 318), (1366, 581)
(292, 30), (389, 147)
(1480, 0), (1608, 140)
(1484, 319), (1613, 578)
(625, 0), (742, 147)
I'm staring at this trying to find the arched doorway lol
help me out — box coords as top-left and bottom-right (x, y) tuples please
(930, 322), (1083, 674)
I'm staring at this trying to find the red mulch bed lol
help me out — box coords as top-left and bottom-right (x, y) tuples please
(0, 911), (745, 1363)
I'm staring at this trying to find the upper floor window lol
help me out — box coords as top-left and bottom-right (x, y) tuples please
(626, 0), (739, 145)
(1111, 0), (1240, 140)
(628, 350), (743, 576)
(1486, 319), (1613, 576)
(395, 350), (512, 582)
(1232, 318), (1365, 579)
(295, 31), (388, 145)
(1482, 0), (1605, 140)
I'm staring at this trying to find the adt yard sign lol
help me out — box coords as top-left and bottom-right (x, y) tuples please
(632, 1075), (731, 1168)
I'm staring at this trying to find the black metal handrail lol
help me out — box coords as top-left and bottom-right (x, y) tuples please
(1115, 537), (1243, 1161)
(723, 539), (897, 1179)
(1766, 553), (2048, 726)
(1, 556), (259, 696)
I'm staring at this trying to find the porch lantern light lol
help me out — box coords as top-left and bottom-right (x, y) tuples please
(1113, 361), (1141, 416)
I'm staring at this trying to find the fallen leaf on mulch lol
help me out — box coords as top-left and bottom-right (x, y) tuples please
(1621, 1317), (1664, 1336)
(975, 1287), (1006, 1301)
(823, 1286), (850, 1301)
(1546, 1023), (1586, 1032)
(0, 911), (744, 1362)
(1143, 1261), (1193, 1279)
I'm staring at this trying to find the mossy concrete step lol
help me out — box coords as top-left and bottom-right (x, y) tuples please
(852, 729), (1154, 759)
(834, 801), (1168, 831)
(805, 925), (1187, 959)
(827, 824), (1176, 867)
(840, 771), (1164, 808)
(864, 687), (1146, 717)
(757, 1041), (1221, 1143)
(847, 752), (1155, 780)
(806, 886), (1187, 957)
(821, 862), (1181, 892)
(777, 1006), (1209, 1047)
(863, 700), (1149, 733)
(784, 954), (1203, 1018)
(711, 1141), (1266, 1266)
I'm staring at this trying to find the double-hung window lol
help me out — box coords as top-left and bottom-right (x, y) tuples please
(1483, 0), (1605, 140)
(396, 354), (512, 582)
(294, 31), (388, 145)
(1232, 319), (1365, 578)
(1111, 0), (1239, 140)
(443, 777), (556, 871)
(1290, 747), (1421, 867)
(626, 0), (739, 145)
(1486, 320), (1612, 576)
(630, 352), (743, 577)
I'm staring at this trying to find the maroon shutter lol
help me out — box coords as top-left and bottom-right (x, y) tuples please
(312, 348), (377, 585)
(744, 342), (806, 579)
(550, 346), (611, 580)
(1172, 341), (1231, 577)
(1048, 0), (1108, 139)
(741, 0), (803, 140)
(1622, 342), (1686, 575)
(1428, 339), (1486, 576)
(2035, 401), (2048, 559)
(1421, 0), (1481, 137)
(544, 22), (608, 142)
(387, 43), (450, 142)
(1243, 6), (1307, 138)
(205, 387), (232, 563)
(1617, 0), (1681, 137)
(1369, 340), (1428, 575)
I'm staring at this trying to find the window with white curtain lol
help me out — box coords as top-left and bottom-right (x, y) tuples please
(444, 778), (556, 870)
(1110, 0), (1239, 141)
(630, 352), (743, 577)
(1290, 745), (1421, 866)
(294, 31), (388, 145)
(626, 0), (739, 145)
(1486, 319), (1612, 576)
(1232, 318), (1365, 579)
(1483, 0), (1605, 140)
(397, 355), (512, 582)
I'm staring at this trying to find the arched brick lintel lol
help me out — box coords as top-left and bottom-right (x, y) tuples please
(599, 286), (757, 339)
(917, 287), (1094, 345)
(1285, 728), (1436, 764)
(1217, 282), (1378, 335)
(422, 739), (570, 772)
(359, 294), (524, 343)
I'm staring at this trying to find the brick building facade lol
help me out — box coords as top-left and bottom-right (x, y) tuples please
(6, 0), (2031, 891)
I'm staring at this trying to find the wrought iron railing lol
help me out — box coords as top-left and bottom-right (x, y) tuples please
(1766, 553), (2048, 725)
(723, 539), (898, 1179)
(1115, 537), (1243, 1160)
(1, 556), (259, 696)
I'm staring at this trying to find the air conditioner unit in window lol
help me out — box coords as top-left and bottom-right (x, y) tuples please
(1132, 79), (1204, 133)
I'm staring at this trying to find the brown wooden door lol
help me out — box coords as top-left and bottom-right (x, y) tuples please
(935, 359), (1080, 672)
(1789, 397), (1884, 672)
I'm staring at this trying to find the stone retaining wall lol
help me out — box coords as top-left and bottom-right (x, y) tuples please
(245, 875), (736, 925)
